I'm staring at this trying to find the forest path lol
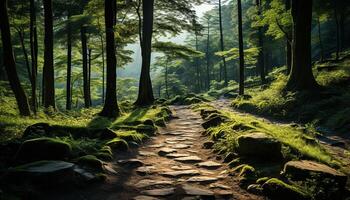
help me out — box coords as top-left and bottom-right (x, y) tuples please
(211, 98), (350, 174)
(48, 105), (262, 200)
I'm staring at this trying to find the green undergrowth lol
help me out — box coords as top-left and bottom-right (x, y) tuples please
(193, 103), (339, 168)
(231, 58), (350, 133)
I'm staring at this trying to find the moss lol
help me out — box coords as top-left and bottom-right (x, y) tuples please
(94, 152), (113, 161)
(228, 158), (242, 168)
(256, 177), (270, 184)
(106, 138), (128, 151)
(262, 178), (311, 200)
(116, 130), (145, 143)
(76, 155), (103, 171)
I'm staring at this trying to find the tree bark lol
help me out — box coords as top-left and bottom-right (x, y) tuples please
(206, 18), (211, 90)
(43, 0), (55, 109)
(333, 0), (340, 60)
(286, 0), (318, 91)
(285, 0), (292, 74)
(99, 0), (120, 117)
(165, 61), (169, 99)
(219, 0), (228, 86)
(237, 0), (245, 95)
(256, 0), (265, 84)
(100, 34), (105, 103)
(317, 17), (324, 62)
(66, 13), (72, 110)
(30, 0), (38, 113)
(0, 0), (31, 116)
(195, 33), (201, 92)
(135, 0), (155, 106)
(81, 26), (91, 108)
(88, 48), (92, 106)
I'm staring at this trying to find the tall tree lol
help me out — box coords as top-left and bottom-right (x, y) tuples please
(99, 0), (119, 117)
(255, 0), (265, 84)
(237, 0), (245, 95)
(0, 0), (31, 116)
(66, 11), (72, 110)
(30, 0), (38, 113)
(285, 0), (292, 73)
(135, 0), (155, 106)
(218, 0), (228, 86)
(205, 16), (211, 90)
(81, 25), (91, 108)
(43, 0), (55, 108)
(286, 0), (318, 91)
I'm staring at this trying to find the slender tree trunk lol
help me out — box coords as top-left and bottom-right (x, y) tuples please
(317, 17), (324, 62)
(66, 13), (72, 110)
(286, 0), (318, 91)
(100, 34), (105, 103)
(99, 0), (119, 117)
(0, 0), (31, 116)
(88, 48), (92, 106)
(165, 61), (169, 99)
(206, 18), (211, 90)
(195, 33), (201, 92)
(256, 0), (265, 84)
(339, 7), (345, 51)
(81, 26), (90, 108)
(17, 29), (32, 88)
(43, 0), (55, 109)
(135, 0), (155, 106)
(334, 0), (340, 60)
(285, 0), (292, 74)
(30, 0), (37, 113)
(219, 0), (228, 86)
(237, 0), (245, 95)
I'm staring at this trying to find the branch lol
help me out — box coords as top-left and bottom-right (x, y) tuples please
(275, 18), (291, 44)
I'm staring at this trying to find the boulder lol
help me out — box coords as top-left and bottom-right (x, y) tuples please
(22, 123), (51, 138)
(8, 160), (75, 185)
(76, 155), (103, 171)
(202, 115), (227, 129)
(15, 138), (72, 163)
(283, 160), (347, 192)
(262, 178), (311, 200)
(106, 138), (129, 151)
(236, 133), (282, 160)
(99, 128), (118, 140)
(200, 109), (219, 119)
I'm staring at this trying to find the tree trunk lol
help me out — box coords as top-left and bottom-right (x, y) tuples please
(195, 33), (201, 92)
(219, 0), (228, 86)
(237, 0), (245, 95)
(286, 0), (318, 91)
(81, 26), (90, 108)
(0, 0), (31, 116)
(30, 0), (37, 113)
(99, 0), (119, 118)
(206, 18), (211, 90)
(88, 48), (92, 106)
(165, 61), (169, 99)
(100, 34), (105, 103)
(333, 0), (340, 60)
(66, 13), (72, 110)
(17, 29), (32, 88)
(256, 0), (265, 84)
(43, 0), (55, 109)
(135, 0), (155, 106)
(317, 17), (324, 62)
(285, 0), (292, 74)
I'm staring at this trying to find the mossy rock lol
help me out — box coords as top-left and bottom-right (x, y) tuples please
(231, 122), (254, 131)
(200, 109), (219, 119)
(99, 128), (118, 140)
(236, 132), (283, 160)
(256, 177), (270, 184)
(15, 138), (72, 163)
(202, 115), (228, 129)
(247, 184), (263, 195)
(76, 155), (103, 171)
(135, 124), (157, 135)
(262, 178), (311, 200)
(155, 117), (166, 127)
(228, 158), (242, 168)
(143, 119), (155, 127)
(184, 97), (202, 105)
(106, 138), (128, 151)
(94, 152), (113, 161)
(22, 123), (51, 138)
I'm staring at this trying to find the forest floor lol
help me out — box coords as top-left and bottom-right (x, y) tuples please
(40, 105), (262, 200)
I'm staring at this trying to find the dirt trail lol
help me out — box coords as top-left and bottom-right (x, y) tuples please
(46, 105), (261, 200)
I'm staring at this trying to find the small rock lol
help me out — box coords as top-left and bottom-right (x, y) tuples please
(262, 178), (310, 200)
(135, 179), (173, 188)
(209, 183), (231, 190)
(186, 176), (218, 183)
(196, 161), (222, 169)
(166, 153), (190, 158)
(136, 166), (156, 175)
(158, 148), (177, 156)
(171, 144), (191, 149)
(99, 128), (117, 140)
(171, 165), (193, 170)
(161, 170), (200, 178)
(139, 151), (157, 157)
(141, 188), (175, 196)
(148, 144), (165, 148)
(133, 196), (160, 200)
(247, 184), (263, 195)
(174, 156), (202, 163)
(117, 159), (144, 168)
(181, 184), (214, 196)
(201, 115), (227, 129)
(203, 141), (214, 149)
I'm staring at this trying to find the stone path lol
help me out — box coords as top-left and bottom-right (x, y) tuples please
(47, 105), (262, 200)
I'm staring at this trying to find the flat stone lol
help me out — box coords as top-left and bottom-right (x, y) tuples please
(141, 188), (175, 196)
(171, 144), (191, 149)
(162, 132), (184, 136)
(174, 156), (202, 163)
(166, 153), (190, 158)
(196, 161), (222, 169)
(165, 141), (178, 144)
(186, 176), (218, 183)
(117, 159), (144, 168)
(215, 190), (233, 197)
(171, 165), (193, 170)
(183, 141), (194, 145)
(136, 166), (156, 175)
(181, 184), (214, 196)
(209, 183), (231, 190)
(139, 151), (157, 157)
(161, 170), (200, 178)
(135, 179), (173, 188)
(133, 196), (161, 200)
(158, 148), (177, 156)
(148, 144), (165, 148)
(166, 138), (187, 142)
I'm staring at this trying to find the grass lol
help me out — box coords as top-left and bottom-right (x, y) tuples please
(193, 103), (339, 168)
